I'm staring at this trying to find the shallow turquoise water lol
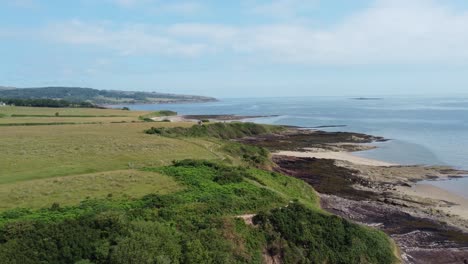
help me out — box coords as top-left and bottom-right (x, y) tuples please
(117, 96), (468, 193)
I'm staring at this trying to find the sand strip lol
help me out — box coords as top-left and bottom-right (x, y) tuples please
(274, 151), (396, 167)
(275, 150), (468, 221)
(397, 183), (468, 220)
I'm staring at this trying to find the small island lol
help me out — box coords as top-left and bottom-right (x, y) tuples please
(351, 97), (384, 100)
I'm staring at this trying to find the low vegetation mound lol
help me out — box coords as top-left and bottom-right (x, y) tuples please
(254, 203), (395, 263)
(0, 160), (396, 264)
(138, 110), (177, 121)
(222, 142), (271, 167)
(145, 122), (284, 139)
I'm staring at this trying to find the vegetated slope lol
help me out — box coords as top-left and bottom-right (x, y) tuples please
(0, 120), (398, 263)
(0, 160), (396, 264)
(0, 86), (217, 104)
(146, 122), (285, 139)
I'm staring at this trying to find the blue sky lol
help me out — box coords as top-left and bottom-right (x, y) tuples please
(2, 0), (468, 97)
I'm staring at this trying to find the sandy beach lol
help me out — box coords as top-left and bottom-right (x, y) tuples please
(397, 183), (468, 220)
(269, 131), (468, 263)
(274, 150), (396, 167)
(274, 147), (468, 224)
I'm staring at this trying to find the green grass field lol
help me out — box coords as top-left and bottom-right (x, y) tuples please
(0, 106), (146, 117)
(0, 170), (182, 211)
(0, 107), (398, 263)
(0, 106), (150, 124)
(0, 107), (235, 210)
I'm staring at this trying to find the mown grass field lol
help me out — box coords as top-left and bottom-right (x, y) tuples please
(0, 106), (149, 124)
(0, 107), (235, 210)
(0, 170), (182, 211)
(0, 106), (146, 117)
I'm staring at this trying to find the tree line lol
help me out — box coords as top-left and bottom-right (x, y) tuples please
(0, 98), (97, 108)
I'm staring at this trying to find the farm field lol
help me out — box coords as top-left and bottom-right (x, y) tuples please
(0, 106), (150, 124)
(0, 170), (182, 211)
(0, 107), (232, 210)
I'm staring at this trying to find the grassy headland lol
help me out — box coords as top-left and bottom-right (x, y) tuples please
(0, 106), (398, 263)
(0, 161), (396, 264)
(145, 122), (284, 139)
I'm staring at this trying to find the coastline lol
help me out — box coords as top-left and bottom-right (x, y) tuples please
(273, 148), (468, 222)
(274, 150), (396, 167)
(397, 183), (468, 220)
(235, 127), (468, 263)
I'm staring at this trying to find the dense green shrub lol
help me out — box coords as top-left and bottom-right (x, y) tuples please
(254, 202), (396, 264)
(110, 221), (182, 264)
(0, 212), (126, 264)
(145, 122), (283, 139)
(0, 161), (395, 264)
(139, 110), (177, 121)
(213, 169), (247, 185)
(222, 142), (270, 167)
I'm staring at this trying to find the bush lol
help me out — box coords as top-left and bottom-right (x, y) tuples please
(139, 110), (177, 120)
(110, 221), (182, 264)
(222, 142), (270, 167)
(213, 170), (246, 185)
(141, 117), (154, 122)
(0, 161), (395, 264)
(254, 202), (396, 264)
(145, 122), (284, 139)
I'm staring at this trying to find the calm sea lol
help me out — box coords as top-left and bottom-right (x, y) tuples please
(118, 96), (468, 197)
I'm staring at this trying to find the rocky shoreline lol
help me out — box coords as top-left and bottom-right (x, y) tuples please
(238, 128), (468, 264)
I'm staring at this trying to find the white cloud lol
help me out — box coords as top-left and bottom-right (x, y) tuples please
(45, 20), (208, 57)
(108, 0), (152, 8)
(250, 0), (319, 18)
(43, 0), (468, 64)
(107, 0), (204, 15)
(168, 24), (239, 42)
(156, 2), (205, 15)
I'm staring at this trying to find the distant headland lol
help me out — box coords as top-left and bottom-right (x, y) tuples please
(0, 86), (217, 105)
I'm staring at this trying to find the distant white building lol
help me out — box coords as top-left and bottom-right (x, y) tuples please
(0, 102), (6, 106)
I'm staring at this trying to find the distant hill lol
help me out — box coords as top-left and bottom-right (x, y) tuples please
(0, 86), (15, 91)
(0, 86), (217, 105)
